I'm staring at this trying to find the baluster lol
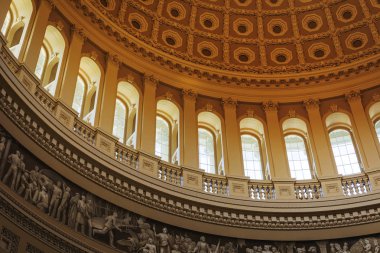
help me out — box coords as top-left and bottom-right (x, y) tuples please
(342, 181), (349, 196)
(359, 178), (365, 194)
(349, 180), (355, 196)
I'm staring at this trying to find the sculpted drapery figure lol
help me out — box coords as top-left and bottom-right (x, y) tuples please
(92, 211), (122, 248)
(2, 150), (21, 190)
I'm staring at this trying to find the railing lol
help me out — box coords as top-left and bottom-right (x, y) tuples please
(34, 85), (56, 113)
(248, 180), (275, 200)
(342, 174), (371, 197)
(73, 118), (96, 145)
(114, 142), (139, 169)
(203, 174), (228, 195)
(158, 161), (182, 186)
(294, 181), (322, 200)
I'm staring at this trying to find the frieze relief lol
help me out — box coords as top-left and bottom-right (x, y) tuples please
(0, 124), (380, 252)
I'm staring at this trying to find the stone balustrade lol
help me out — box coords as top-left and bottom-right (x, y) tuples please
(294, 180), (323, 200)
(341, 174), (371, 197)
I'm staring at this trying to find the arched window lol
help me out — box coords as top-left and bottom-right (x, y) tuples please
(241, 134), (263, 180)
(113, 99), (127, 143)
(35, 46), (47, 79)
(198, 128), (215, 174)
(375, 120), (380, 143)
(285, 135), (312, 180)
(155, 116), (170, 162)
(72, 76), (85, 115)
(1, 11), (11, 36)
(329, 129), (361, 175)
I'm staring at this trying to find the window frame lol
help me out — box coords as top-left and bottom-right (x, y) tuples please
(155, 114), (172, 162)
(284, 132), (314, 180)
(72, 74), (88, 117)
(240, 132), (265, 180)
(35, 45), (49, 80)
(197, 126), (217, 174)
(113, 97), (129, 144)
(328, 126), (362, 176)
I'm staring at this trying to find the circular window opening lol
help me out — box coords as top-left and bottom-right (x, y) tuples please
(352, 39), (363, 48)
(170, 8), (180, 18)
(238, 0), (247, 3)
(342, 11), (353, 20)
(165, 37), (176, 46)
(276, 54), (287, 63)
(314, 49), (325, 58)
(238, 25), (247, 34)
(131, 20), (141, 30)
(307, 20), (317, 29)
(269, 0), (278, 4)
(201, 48), (212, 57)
(238, 54), (249, 62)
(100, 0), (109, 7)
(204, 19), (213, 28)
(272, 25), (282, 34)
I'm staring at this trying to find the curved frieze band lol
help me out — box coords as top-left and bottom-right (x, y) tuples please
(1, 124), (380, 253)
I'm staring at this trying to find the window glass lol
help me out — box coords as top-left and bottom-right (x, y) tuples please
(35, 47), (47, 79)
(329, 129), (361, 175)
(155, 117), (170, 162)
(375, 121), (380, 144)
(241, 134), (263, 180)
(198, 128), (215, 173)
(1, 11), (11, 36)
(285, 135), (312, 180)
(113, 99), (127, 143)
(72, 76), (85, 115)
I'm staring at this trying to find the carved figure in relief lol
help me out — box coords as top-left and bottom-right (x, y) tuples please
(75, 195), (87, 234)
(154, 226), (171, 253)
(15, 154), (25, 190)
(36, 186), (49, 211)
(86, 199), (94, 237)
(68, 193), (80, 228)
(49, 181), (62, 217)
(92, 211), (122, 248)
(171, 244), (181, 253)
(193, 236), (211, 253)
(24, 181), (36, 202)
(56, 185), (71, 223)
(2, 150), (20, 190)
(16, 171), (29, 196)
(0, 136), (6, 159)
(361, 239), (373, 253)
(142, 237), (157, 253)
(374, 240), (379, 253)
(342, 242), (350, 253)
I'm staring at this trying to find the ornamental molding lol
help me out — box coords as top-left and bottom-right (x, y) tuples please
(304, 99), (320, 111)
(182, 89), (198, 101)
(222, 97), (238, 107)
(346, 90), (362, 103)
(263, 101), (279, 112)
(58, 0), (380, 88)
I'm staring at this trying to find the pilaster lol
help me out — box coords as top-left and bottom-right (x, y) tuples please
(346, 91), (380, 171)
(304, 99), (338, 177)
(182, 89), (198, 169)
(23, 0), (53, 71)
(58, 26), (86, 107)
(140, 74), (158, 154)
(263, 101), (291, 179)
(96, 54), (120, 134)
(222, 97), (244, 176)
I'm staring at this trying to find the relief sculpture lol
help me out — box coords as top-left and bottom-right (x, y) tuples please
(0, 125), (379, 253)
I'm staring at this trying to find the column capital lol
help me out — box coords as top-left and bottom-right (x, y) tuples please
(107, 53), (121, 66)
(304, 98), (320, 111)
(345, 90), (361, 103)
(182, 89), (198, 101)
(262, 101), (278, 112)
(221, 97), (238, 109)
(143, 74), (158, 88)
(71, 25), (87, 41)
